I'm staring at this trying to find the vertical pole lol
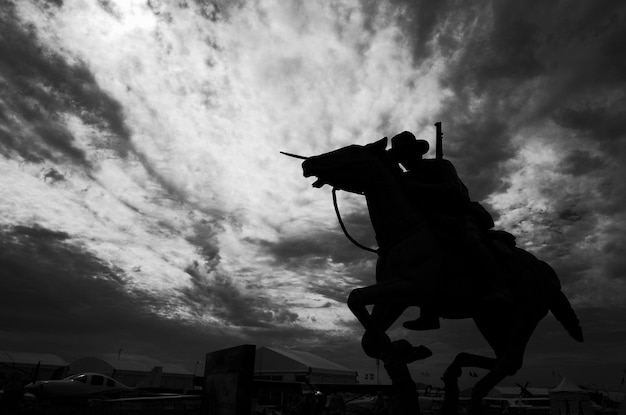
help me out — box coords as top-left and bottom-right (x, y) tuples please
(376, 359), (380, 385)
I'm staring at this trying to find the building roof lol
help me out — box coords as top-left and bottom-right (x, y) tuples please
(69, 357), (191, 376)
(161, 364), (192, 376)
(0, 351), (68, 366)
(490, 386), (550, 397)
(551, 377), (587, 393)
(255, 347), (356, 376)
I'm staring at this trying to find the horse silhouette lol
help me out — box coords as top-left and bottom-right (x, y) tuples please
(301, 137), (583, 415)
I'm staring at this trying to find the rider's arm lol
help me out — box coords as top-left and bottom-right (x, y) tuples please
(403, 160), (470, 205)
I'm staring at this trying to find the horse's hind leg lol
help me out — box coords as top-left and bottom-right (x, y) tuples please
(441, 353), (498, 415)
(465, 312), (541, 415)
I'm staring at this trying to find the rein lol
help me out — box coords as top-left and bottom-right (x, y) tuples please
(332, 187), (380, 255)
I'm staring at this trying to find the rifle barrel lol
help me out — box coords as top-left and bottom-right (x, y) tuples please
(435, 122), (443, 160)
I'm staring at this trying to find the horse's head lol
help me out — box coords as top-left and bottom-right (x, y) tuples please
(302, 138), (390, 192)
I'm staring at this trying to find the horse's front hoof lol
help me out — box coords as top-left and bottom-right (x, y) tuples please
(361, 331), (391, 359)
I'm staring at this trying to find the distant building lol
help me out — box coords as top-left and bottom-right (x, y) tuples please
(0, 352), (68, 385)
(488, 386), (550, 398)
(69, 357), (194, 391)
(550, 377), (593, 415)
(254, 346), (357, 384)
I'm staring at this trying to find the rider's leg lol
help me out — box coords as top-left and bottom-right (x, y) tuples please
(401, 236), (507, 330)
(465, 219), (510, 302)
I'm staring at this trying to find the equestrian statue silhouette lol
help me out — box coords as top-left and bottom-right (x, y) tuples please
(294, 124), (583, 415)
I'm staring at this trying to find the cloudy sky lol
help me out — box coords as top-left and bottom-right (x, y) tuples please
(1, 0), (625, 389)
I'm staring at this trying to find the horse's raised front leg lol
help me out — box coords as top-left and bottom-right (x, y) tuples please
(348, 279), (432, 363)
(348, 281), (429, 415)
(347, 279), (418, 333)
(347, 279), (416, 358)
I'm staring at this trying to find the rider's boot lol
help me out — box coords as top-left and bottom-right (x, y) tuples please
(386, 340), (433, 363)
(403, 308), (440, 331)
(406, 345), (433, 363)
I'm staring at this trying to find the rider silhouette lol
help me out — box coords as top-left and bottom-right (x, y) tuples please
(387, 131), (508, 330)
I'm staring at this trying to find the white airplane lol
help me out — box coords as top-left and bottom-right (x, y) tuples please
(24, 366), (163, 400)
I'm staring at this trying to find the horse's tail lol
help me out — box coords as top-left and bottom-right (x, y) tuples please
(550, 289), (584, 342)
(541, 262), (584, 342)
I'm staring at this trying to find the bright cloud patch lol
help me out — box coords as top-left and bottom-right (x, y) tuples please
(5, 0), (447, 338)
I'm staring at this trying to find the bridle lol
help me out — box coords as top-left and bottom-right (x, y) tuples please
(281, 150), (381, 255)
(332, 187), (380, 255)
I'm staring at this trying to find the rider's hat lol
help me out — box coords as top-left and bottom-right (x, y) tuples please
(389, 131), (429, 156)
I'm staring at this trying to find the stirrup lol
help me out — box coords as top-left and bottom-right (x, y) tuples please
(406, 345), (433, 363)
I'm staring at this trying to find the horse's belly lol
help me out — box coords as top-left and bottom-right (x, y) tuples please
(376, 232), (442, 293)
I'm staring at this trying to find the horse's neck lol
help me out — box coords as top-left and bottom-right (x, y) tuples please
(364, 175), (425, 248)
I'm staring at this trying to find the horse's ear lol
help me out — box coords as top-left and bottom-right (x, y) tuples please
(367, 137), (388, 152)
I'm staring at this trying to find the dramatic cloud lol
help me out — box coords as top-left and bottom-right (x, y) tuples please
(1, 0), (625, 387)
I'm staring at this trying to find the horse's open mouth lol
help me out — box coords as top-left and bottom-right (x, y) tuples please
(303, 171), (326, 188)
(302, 160), (326, 187)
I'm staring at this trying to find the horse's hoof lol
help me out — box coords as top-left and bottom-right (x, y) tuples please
(361, 331), (391, 359)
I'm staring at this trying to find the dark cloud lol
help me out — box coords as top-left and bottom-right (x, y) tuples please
(186, 220), (222, 263)
(0, 224), (127, 333)
(553, 99), (626, 147)
(558, 150), (607, 176)
(437, 0), (626, 93)
(42, 0), (63, 7)
(390, 0), (626, 204)
(445, 118), (516, 201)
(258, 210), (377, 268)
(97, 0), (123, 19)
(0, 223), (250, 369)
(600, 223), (626, 281)
(0, 221), (328, 371)
(389, 0), (467, 62)
(180, 264), (299, 328)
(250, 213), (379, 301)
(0, 3), (133, 165)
